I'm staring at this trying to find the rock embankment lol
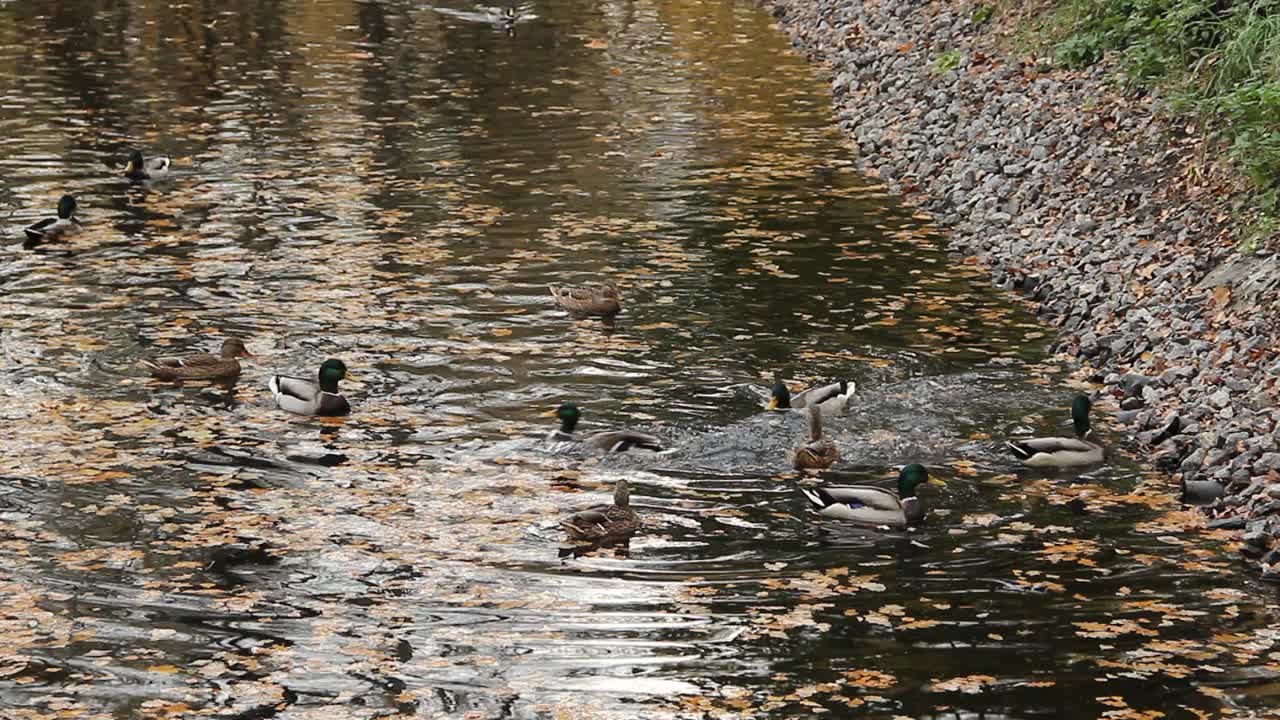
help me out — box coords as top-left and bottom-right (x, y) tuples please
(764, 0), (1280, 574)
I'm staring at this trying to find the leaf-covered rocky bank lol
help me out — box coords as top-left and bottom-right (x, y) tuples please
(762, 0), (1280, 576)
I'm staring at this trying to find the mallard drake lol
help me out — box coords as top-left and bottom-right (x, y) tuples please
(24, 195), (81, 243)
(268, 359), (352, 416)
(124, 150), (172, 181)
(768, 379), (854, 417)
(549, 283), (621, 317)
(142, 338), (253, 381)
(792, 404), (840, 470)
(1005, 394), (1104, 467)
(560, 479), (640, 542)
(544, 402), (663, 452)
(801, 463), (946, 526)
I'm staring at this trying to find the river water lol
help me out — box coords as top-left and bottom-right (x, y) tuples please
(1, 0), (1278, 718)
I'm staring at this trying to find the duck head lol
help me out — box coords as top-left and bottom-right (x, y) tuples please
(897, 464), (946, 498)
(318, 359), (349, 392)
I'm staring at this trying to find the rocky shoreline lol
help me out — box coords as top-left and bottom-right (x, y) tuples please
(763, 0), (1280, 575)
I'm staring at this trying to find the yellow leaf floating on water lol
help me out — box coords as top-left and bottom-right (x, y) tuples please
(842, 669), (896, 688)
(930, 674), (997, 694)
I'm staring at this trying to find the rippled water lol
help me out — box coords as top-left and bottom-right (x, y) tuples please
(2, 0), (1279, 718)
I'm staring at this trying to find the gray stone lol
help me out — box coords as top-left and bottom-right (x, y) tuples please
(1255, 452), (1280, 475)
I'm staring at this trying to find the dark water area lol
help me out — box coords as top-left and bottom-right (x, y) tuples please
(1, 0), (1278, 718)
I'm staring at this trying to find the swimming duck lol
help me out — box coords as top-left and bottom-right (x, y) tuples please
(268, 359), (352, 416)
(549, 283), (621, 317)
(142, 338), (253, 381)
(1005, 394), (1104, 467)
(801, 463), (946, 526)
(792, 403), (840, 470)
(24, 195), (81, 243)
(124, 150), (172, 182)
(560, 479), (640, 542)
(768, 379), (854, 417)
(544, 402), (663, 452)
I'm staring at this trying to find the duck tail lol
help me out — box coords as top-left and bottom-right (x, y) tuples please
(800, 487), (832, 510)
(1004, 440), (1034, 461)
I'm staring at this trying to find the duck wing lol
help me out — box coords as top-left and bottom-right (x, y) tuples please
(582, 430), (662, 453)
(815, 486), (902, 512)
(801, 486), (908, 525)
(143, 352), (237, 380)
(1005, 436), (1094, 459)
(24, 218), (56, 242)
(268, 375), (322, 414)
(549, 285), (621, 316)
(269, 375), (318, 401)
(791, 381), (853, 415)
(560, 506), (612, 538)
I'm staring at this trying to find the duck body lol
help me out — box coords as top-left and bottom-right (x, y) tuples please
(561, 480), (640, 542)
(792, 404), (840, 470)
(268, 359), (352, 416)
(769, 379), (853, 418)
(24, 195), (80, 243)
(1005, 436), (1104, 467)
(143, 338), (252, 381)
(545, 403), (662, 453)
(1005, 395), (1104, 468)
(549, 283), (621, 317)
(124, 150), (172, 181)
(802, 464), (945, 527)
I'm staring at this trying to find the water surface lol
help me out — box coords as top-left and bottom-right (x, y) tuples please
(1, 0), (1278, 718)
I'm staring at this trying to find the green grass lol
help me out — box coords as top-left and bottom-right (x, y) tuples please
(1031, 0), (1280, 232)
(933, 49), (966, 73)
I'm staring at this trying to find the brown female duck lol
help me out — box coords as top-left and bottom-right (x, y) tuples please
(142, 338), (253, 381)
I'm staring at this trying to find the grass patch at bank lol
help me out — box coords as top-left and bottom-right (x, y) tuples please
(1030, 0), (1280, 223)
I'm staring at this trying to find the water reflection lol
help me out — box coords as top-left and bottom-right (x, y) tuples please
(0, 0), (1278, 717)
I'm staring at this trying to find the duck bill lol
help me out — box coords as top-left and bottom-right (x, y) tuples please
(539, 409), (559, 417)
(766, 398), (778, 410)
(928, 478), (947, 487)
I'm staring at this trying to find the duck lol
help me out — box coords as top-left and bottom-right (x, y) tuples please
(548, 283), (621, 317)
(124, 150), (172, 182)
(792, 403), (840, 470)
(1181, 476), (1225, 506)
(1005, 394), (1104, 467)
(142, 338), (253, 381)
(768, 379), (854, 417)
(801, 463), (946, 526)
(267, 359), (352, 416)
(24, 195), (81, 243)
(544, 402), (663, 452)
(560, 479), (640, 542)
